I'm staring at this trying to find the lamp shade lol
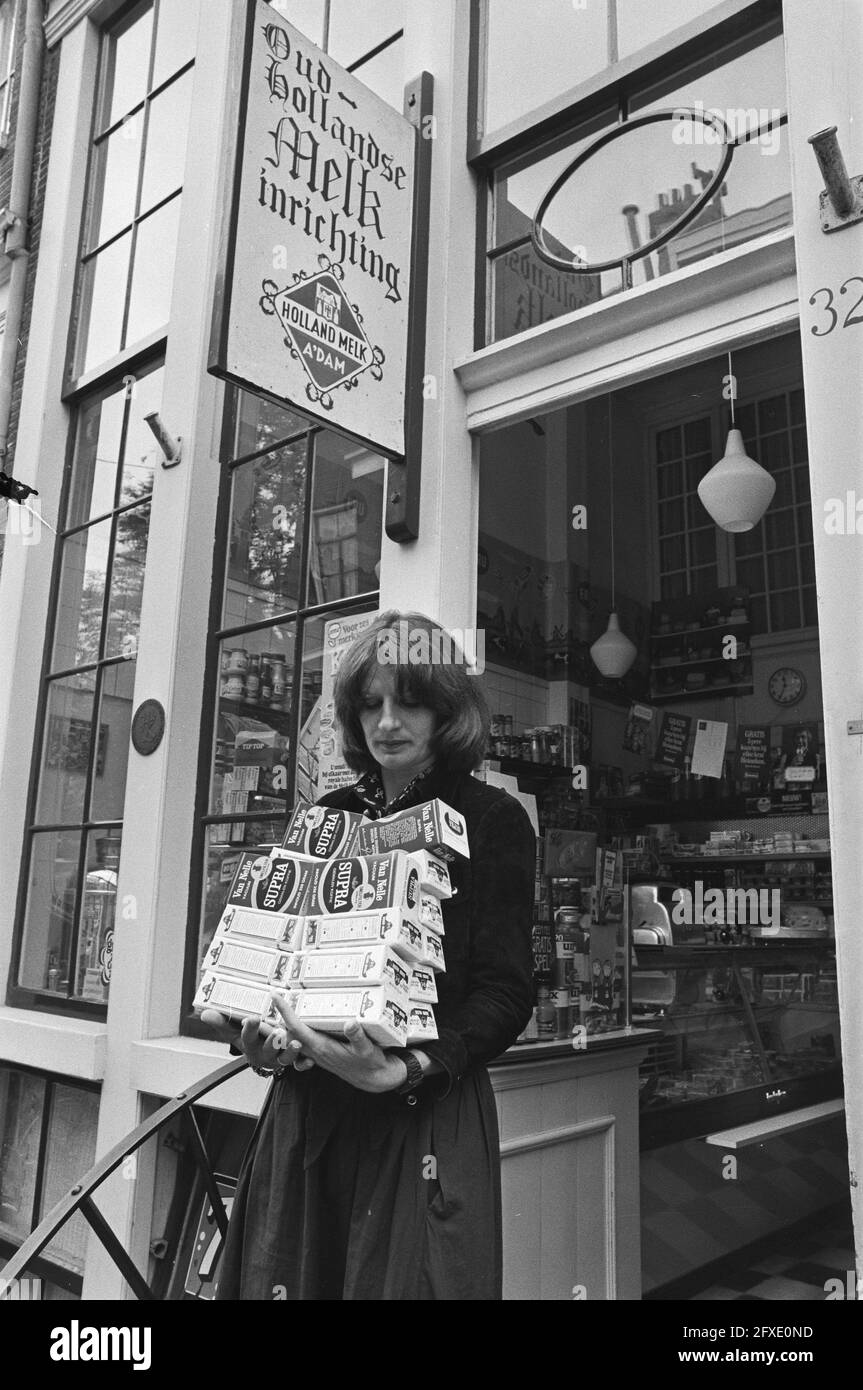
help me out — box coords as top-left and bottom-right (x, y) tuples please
(697, 428), (776, 533)
(590, 611), (637, 678)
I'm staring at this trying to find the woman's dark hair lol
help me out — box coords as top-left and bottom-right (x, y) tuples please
(333, 611), (490, 773)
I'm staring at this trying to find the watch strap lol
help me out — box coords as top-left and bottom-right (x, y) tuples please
(393, 1048), (424, 1094)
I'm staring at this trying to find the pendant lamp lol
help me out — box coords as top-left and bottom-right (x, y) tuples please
(697, 355), (776, 532)
(591, 396), (637, 679)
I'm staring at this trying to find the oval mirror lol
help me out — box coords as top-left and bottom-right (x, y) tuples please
(531, 109), (734, 274)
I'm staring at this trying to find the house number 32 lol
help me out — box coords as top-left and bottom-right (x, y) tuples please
(809, 276), (863, 335)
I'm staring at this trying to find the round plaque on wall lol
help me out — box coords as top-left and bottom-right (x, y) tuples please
(131, 699), (166, 756)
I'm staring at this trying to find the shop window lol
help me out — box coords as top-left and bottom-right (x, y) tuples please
(0, 0), (18, 148)
(70, 0), (199, 382)
(477, 6), (790, 345)
(0, 1068), (99, 1298)
(187, 390), (382, 1020)
(11, 362), (163, 1011)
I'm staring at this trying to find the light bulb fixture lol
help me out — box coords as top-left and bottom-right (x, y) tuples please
(591, 610), (638, 678)
(697, 353), (776, 532)
(591, 396), (637, 680)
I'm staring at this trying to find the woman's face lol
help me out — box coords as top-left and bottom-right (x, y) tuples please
(358, 666), (437, 783)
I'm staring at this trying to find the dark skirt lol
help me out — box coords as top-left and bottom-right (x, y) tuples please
(215, 1065), (502, 1301)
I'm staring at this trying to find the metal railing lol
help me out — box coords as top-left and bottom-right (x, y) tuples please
(0, 1055), (249, 1300)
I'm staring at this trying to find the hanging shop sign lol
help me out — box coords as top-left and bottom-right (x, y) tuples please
(210, 2), (430, 488)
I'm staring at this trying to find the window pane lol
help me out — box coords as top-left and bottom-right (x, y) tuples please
(802, 587), (818, 627)
(125, 195), (181, 346)
(152, 0), (200, 87)
(773, 469), (793, 507)
(119, 363), (164, 506)
(102, 2), (154, 130)
(491, 252), (613, 340)
(760, 432), (789, 472)
(35, 673), (98, 825)
(328, 0), (402, 67)
(139, 69), (193, 214)
(348, 35), (404, 110)
(224, 441), (308, 628)
(67, 387), (126, 530)
(210, 628), (297, 819)
(767, 549), (798, 590)
(88, 124), (142, 248)
(657, 460), (683, 497)
(234, 390), (309, 460)
(52, 517), (113, 670)
(689, 528), (715, 566)
(78, 233), (132, 375)
(765, 508), (795, 549)
(0, 1070), (46, 1241)
(758, 394), (788, 433)
(734, 557), (763, 593)
(492, 109), (614, 248)
(632, 36), (791, 269)
(38, 1087), (100, 1273)
(617, 0), (725, 60)
(18, 831), (82, 993)
(799, 545), (815, 586)
(658, 498), (684, 534)
(89, 661), (136, 822)
(795, 469), (811, 505)
(660, 536), (685, 573)
(104, 504), (151, 659)
(769, 589), (801, 631)
(308, 433), (384, 603)
(266, 0), (326, 47)
(74, 831), (121, 1004)
(750, 593), (767, 632)
(484, 0), (608, 138)
(791, 426), (808, 465)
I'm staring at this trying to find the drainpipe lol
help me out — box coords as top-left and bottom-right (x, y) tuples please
(0, 0), (46, 465)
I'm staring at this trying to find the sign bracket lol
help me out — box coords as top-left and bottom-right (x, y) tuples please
(386, 71), (434, 544)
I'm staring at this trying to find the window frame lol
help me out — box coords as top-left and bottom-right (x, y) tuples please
(645, 376), (817, 640)
(0, 0), (19, 149)
(180, 387), (381, 1038)
(0, 1064), (100, 1298)
(469, 0), (786, 349)
(7, 354), (164, 1020)
(61, 0), (195, 397)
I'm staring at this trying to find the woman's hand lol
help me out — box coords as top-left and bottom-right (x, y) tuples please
(200, 1009), (315, 1073)
(270, 993), (407, 1094)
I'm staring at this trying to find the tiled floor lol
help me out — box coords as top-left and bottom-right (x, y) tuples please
(653, 1211), (858, 1300)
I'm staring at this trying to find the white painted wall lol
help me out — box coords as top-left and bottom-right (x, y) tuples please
(783, 0), (863, 1279)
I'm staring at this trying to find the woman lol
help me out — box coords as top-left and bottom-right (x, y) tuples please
(204, 611), (536, 1300)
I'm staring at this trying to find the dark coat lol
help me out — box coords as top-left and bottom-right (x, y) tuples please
(215, 767), (536, 1300)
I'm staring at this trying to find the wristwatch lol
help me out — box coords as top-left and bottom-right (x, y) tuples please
(391, 1048), (425, 1095)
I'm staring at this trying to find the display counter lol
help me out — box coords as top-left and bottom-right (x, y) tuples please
(490, 1027), (658, 1301)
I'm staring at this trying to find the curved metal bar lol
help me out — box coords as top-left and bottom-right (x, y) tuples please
(0, 1054), (249, 1296)
(531, 107), (734, 275)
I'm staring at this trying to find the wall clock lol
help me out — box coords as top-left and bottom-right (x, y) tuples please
(767, 667), (806, 705)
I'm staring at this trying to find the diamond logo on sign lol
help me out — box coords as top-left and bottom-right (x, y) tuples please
(260, 258), (385, 412)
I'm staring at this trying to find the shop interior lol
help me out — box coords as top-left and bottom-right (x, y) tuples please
(477, 329), (848, 1296)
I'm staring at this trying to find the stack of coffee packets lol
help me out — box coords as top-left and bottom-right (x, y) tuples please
(194, 798), (468, 1048)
